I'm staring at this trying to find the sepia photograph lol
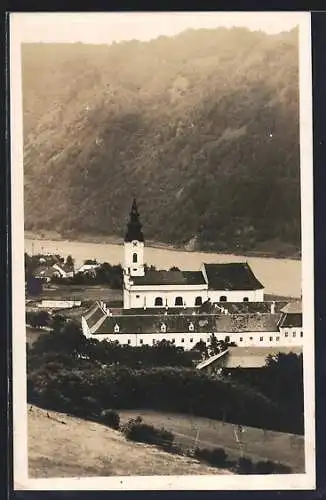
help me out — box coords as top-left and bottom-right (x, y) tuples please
(10, 11), (315, 490)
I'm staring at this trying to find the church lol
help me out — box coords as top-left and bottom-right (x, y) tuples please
(123, 199), (265, 310)
(81, 200), (303, 351)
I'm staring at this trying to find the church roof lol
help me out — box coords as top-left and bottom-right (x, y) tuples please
(131, 270), (206, 286)
(124, 199), (144, 242)
(203, 263), (264, 291)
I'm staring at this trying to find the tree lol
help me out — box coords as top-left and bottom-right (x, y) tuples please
(110, 265), (123, 289)
(144, 264), (157, 273)
(26, 276), (43, 296)
(28, 310), (50, 328)
(66, 255), (74, 267)
(49, 314), (66, 334)
(208, 334), (221, 356)
(193, 340), (208, 358)
(84, 259), (98, 265)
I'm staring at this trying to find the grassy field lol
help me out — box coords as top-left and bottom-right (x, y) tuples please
(28, 406), (231, 478)
(119, 410), (305, 473)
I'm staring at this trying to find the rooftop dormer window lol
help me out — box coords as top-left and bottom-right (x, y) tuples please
(189, 322), (194, 332)
(160, 323), (167, 333)
(114, 324), (120, 333)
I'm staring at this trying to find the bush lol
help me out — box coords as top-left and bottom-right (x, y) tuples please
(100, 409), (120, 430)
(194, 447), (228, 468)
(255, 459), (279, 474)
(237, 456), (254, 474)
(123, 418), (174, 451)
(270, 462), (292, 474)
(236, 457), (291, 475)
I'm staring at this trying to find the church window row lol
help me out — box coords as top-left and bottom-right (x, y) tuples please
(154, 296), (203, 307)
(153, 296), (251, 307)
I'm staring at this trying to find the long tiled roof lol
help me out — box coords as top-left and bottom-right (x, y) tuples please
(131, 270), (206, 286)
(213, 313), (281, 333)
(279, 313), (302, 328)
(94, 314), (216, 335)
(83, 304), (281, 335)
(83, 302), (106, 328)
(203, 263), (264, 291)
(212, 301), (288, 314)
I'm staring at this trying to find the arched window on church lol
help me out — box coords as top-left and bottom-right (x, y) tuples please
(175, 296), (183, 306)
(133, 253), (138, 263)
(219, 296), (227, 302)
(243, 297), (249, 302)
(195, 296), (202, 306)
(155, 297), (163, 307)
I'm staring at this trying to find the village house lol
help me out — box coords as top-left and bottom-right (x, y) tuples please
(75, 262), (100, 277)
(32, 257), (75, 282)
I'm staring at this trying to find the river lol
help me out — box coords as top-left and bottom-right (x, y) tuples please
(25, 238), (301, 298)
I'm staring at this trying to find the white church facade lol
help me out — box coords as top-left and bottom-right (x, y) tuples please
(123, 199), (264, 310)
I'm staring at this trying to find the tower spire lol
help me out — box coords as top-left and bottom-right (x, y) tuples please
(124, 198), (144, 242)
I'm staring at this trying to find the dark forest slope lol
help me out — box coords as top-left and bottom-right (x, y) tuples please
(22, 27), (300, 256)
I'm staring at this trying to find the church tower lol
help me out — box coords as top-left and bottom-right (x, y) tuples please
(124, 198), (145, 277)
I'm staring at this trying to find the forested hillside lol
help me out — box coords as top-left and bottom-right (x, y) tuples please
(22, 27), (301, 256)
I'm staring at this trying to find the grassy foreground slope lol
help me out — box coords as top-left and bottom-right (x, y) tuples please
(28, 406), (230, 477)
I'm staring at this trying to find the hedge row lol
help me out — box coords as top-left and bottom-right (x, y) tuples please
(29, 359), (295, 433)
(95, 411), (292, 474)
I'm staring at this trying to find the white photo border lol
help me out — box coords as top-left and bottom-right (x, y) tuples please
(10, 11), (315, 491)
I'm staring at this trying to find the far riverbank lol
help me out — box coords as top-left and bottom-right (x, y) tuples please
(25, 230), (301, 261)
